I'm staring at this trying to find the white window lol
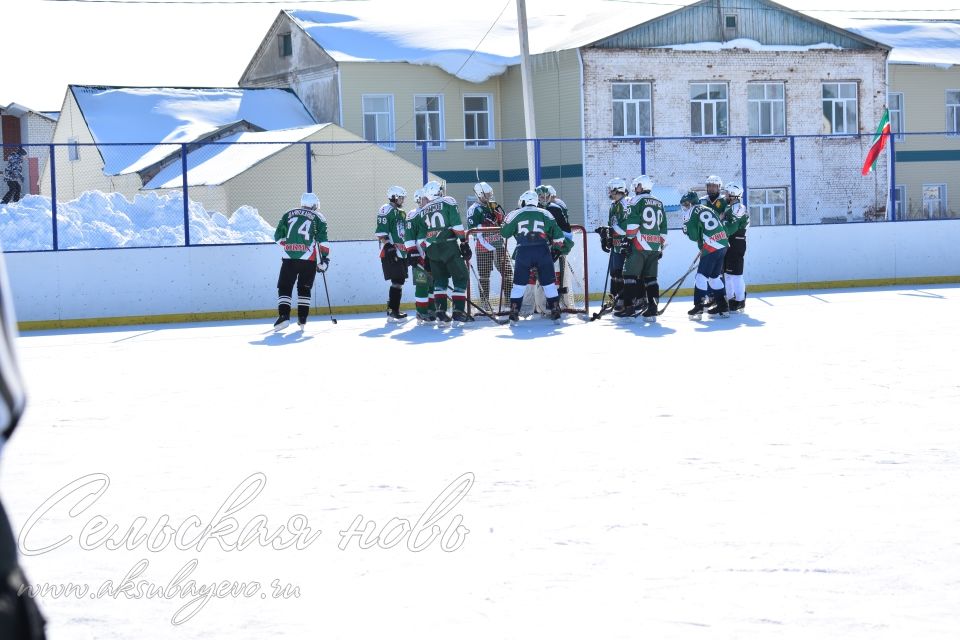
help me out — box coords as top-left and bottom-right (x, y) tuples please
(748, 83), (785, 136)
(67, 137), (80, 161)
(612, 82), (652, 137)
(690, 83), (728, 136)
(278, 33), (292, 58)
(894, 185), (905, 219)
(888, 92), (904, 142)
(748, 188), (787, 226)
(362, 94), (395, 150)
(922, 183), (947, 218)
(822, 82), (858, 134)
(947, 90), (960, 135)
(415, 95), (445, 149)
(463, 95), (493, 148)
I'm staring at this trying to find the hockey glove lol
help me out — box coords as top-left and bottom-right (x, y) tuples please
(383, 243), (399, 262)
(459, 241), (473, 261)
(550, 246), (562, 262)
(407, 253), (422, 268)
(316, 256), (330, 272)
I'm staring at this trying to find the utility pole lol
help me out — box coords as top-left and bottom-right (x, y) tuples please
(517, 0), (537, 191)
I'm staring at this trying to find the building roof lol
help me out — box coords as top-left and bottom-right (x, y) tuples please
(839, 20), (960, 68)
(69, 86), (316, 175)
(143, 124), (329, 189)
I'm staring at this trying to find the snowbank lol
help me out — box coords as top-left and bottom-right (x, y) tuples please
(0, 191), (275, 251)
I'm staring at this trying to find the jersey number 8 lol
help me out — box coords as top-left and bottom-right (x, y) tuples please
(699, 210), (720, 231)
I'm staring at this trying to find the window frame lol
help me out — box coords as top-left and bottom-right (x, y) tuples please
(947, 90), (960, 136)
(747, 82), (786, 137)
(67, 137), (80, 162)
(822, 82), (859, 135)
(278, 32), (293, 58)
(747, 187), (788, 226)
(414, 94), (445, 150)
(690, 82), (729, 137)
(921, 183), (947, 219)
(888, 92), (905, 142)
(463, 93), (494, 149)
(361, 94), (396, 151)
(612, 81), (653, 138)
(894, 185), (906, 219)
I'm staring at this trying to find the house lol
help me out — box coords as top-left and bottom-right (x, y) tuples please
(1, 102), (58, 198)
(240, 0), (892, 229)
(41, 85), (435, 236)
(842, 19), (960, 220)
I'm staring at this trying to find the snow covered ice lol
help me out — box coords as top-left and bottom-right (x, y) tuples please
(4, 285), (960, 639)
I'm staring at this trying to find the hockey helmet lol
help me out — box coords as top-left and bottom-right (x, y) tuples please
(706, 175), (723, 187)
(535, 184), (556, 205)
(680, 191), (700, 207)
(518, 190), (539, 208)
(422, 180), (445, 200)
(474, 181), (494, 201)
(387, 185), (407, 203)
(723, 182), (743, 199)
(631, 175), (654, 194)
(607, 178), (628, 197)
(300, 193), (319, 210)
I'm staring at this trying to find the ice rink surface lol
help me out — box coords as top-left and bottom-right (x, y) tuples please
(3, 285), (960, 639)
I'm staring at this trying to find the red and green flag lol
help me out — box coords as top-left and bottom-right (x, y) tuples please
(861, 109), (891, 176)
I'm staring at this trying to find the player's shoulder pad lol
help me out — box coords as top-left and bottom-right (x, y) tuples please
(378, 203), (392, 215)
(539, 207), (556, 221)
(405, 208), (420, 221)
(553, 199), (568, 210)
(314, 211), (328, 224)
(439, 196), (458, 206)
(643, 195), (664, 206)
(504, 208), (524, 224)
(466, 201), (480, 213)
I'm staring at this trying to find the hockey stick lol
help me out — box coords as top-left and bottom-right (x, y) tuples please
(657, 252), (700, 316)
(589, 242), (617, 321)
(465, 264), (509, 325)
(319, 268), (337, 324)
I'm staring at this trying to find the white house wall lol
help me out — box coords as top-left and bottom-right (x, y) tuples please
(581, 48), (888, 227)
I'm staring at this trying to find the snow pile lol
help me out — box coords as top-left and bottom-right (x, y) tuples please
(660, 39), (841, 52)
(840, 20), (960, 68)
(0, 191), (275, 251)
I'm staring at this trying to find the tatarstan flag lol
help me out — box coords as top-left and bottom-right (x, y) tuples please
(861, 109), (891, 176)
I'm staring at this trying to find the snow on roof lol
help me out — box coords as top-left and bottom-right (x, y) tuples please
(144, 124), (328, 189)
(286, 0), (690, 83)
(837, 20), (960, 68)
(71, 86), (316, 175)
(658, 38), (841, 52)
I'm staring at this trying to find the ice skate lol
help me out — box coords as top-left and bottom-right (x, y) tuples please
(451, 310), (475, 327)
(435, 310), (451, 325)
(415, 312), (435, 326)
(273, 316), (290, 332)
(386, 309), (408, 323)
(688, 303), (704, 321)
(508, 303), (520, 326)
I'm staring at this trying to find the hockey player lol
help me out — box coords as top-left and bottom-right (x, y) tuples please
(500, 190), (568, 323)
(719, 182), (749, 313)
(596, 178), (629, 311)
(617, 175), (667, 320)
(404, 189), (437, 324)
(680, 191), (729, 320)
(375, 186), (410, 322)
(465, 182), (512, 312)
(414, 180), (473, 325)
(536, 184), (572, 234)
(273, 193), (330, 331)
(701, 175), (726, 214)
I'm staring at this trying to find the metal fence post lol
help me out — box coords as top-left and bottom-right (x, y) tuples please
(789, 136), (797, 225)
(740, 136), (747, 194)
(181, 144), (190, 246)
(420, 142), (428, 186)
(889, 134), (897, 221)
(306, 142), (313, 194)
(534, 139), (542, 187)
(640, 138), (646, 176)
(49, 144), (58, 251)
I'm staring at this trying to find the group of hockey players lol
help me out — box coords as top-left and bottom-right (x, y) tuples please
(269, 171), (748, 331)
(597, 173), (749, 321)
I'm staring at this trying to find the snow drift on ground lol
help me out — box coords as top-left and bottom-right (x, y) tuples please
(0, 192), (275, 251)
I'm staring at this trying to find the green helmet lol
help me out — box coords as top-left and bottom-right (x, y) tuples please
(680, 191), (700, 206)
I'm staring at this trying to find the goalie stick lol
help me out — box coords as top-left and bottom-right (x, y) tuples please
(465, 263), (510, 325)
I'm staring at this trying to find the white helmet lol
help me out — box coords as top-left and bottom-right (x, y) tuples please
(422, 180), (444, 200)
(387, 186), (406, 202)
(474, 181), (494, 201)
(706, 175), (723, 187)
(300, 193), (319, 210)
(607, 177), (628, 197)
(412, 188), (425, 205)
(631, 175), (654, 193)
(723, 182), (743, 198)
(518, 190), (539, 207)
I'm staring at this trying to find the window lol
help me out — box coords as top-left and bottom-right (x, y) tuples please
(612, 82), (652, 137)
(894, 185), (905, 219)
(947, 90), (960, 134)
(362, 95), (395, 149)
(822, 82), (858, 134)
(922, 183), (947, 218)
(690, 83), (728, 136)
(748, 83), (785, 136)
(415, 95), (444, 149)
(463, 95), (493, 148)
(68, 137), (80, 161)
(748, 188), (787, 225)
(724, 15), (737, 39)
(888, 92), (904, 141)
(278, 33), (292, 58)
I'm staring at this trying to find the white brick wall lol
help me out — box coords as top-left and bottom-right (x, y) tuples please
(581, 47), (889, 227)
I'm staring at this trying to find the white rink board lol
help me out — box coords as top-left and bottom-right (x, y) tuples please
(4, 219), (960, 322)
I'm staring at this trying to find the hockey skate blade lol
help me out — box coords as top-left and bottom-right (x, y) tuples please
(273, 319), (290, 332)
(688, 314), (702, 321)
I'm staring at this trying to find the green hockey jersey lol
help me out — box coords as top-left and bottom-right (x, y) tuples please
(275, 208), (329, 260)
(624, 194), (668, 252)
(608, 199), (628, 249)
(501, 206), (566, 251)
(682, 204), (729, 254)
(414, 196), (465, 249)
(701, 194), (727, 215)
(375, 203), (407, 247)
(722, 202), (750, 239)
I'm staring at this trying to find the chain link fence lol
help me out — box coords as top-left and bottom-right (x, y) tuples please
(1, 133), (956, 251)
